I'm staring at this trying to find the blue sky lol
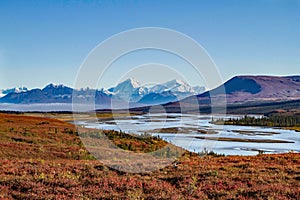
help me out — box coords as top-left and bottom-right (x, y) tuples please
(0, 0), (300, 89)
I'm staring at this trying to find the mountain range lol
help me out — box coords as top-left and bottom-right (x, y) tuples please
(0, 79), (205, 106)
(0, 87), (28, 98)
(162, 75), (300, 113)
(1, 75), (300, 112)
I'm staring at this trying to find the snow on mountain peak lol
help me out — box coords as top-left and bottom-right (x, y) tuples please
(123, 78), (140, 88)
(0, 78), (205, 104)
(45, 83), (65, 88)
(0, 87), (28, 97)
(150, 79), (194, 94)
(107, 78), (142, 101)
(14, 87), (28, 93)
(173, 79), (186, 85)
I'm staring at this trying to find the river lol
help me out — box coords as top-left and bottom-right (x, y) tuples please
(77, 113), (300, 156)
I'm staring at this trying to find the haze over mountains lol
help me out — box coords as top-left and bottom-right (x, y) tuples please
(0, 75), (299, 112)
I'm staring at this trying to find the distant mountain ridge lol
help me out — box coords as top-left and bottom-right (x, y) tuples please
(0, 79), (205, 105)
(107, 78), (205, 103)
(2, 75), (299, 111)
(0, 87), (28, 98)
(164, 75), (300, 111)
(0, 84), (75, 104)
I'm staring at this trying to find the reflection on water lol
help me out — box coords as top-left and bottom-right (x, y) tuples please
(79, 113), (300, 156)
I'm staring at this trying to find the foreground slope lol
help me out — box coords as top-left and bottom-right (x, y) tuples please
(0, 113), (300, 199)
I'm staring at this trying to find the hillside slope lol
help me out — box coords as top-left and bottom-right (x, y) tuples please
(162, 75), (300, 113)
(198, 75), (300, 103)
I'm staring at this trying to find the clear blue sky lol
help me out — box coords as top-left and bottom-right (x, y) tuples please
(0, 0), (299, 89)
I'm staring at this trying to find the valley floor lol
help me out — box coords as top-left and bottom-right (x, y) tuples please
(0, 113), (300, 199)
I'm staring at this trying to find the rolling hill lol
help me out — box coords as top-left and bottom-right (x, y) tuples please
(160, 75), (300, 114)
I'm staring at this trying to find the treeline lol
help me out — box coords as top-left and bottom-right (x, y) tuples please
(213, 114), (300, 127)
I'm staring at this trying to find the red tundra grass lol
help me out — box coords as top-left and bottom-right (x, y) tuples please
(0, 113), (300, 199)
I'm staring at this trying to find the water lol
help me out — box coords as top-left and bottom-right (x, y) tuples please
(78, 113), (300, 156)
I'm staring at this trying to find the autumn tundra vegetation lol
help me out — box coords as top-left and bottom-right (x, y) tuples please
(0, 113), (300, 199)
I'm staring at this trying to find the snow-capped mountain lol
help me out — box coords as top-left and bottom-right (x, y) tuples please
(42, 83), (73, 95)
(42, 83), (73, 100)
(108, 78), (148, 102)
(150, 79), (194, 93)
(0, 87), (28, 98)
(107, 78), (205, 104)
(149, 79), (206, 100)
(0, 83), (115, 105)
(0, 79), (205, 106)
(0, 84), (73, 104)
